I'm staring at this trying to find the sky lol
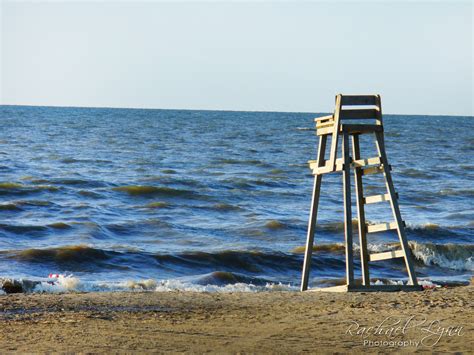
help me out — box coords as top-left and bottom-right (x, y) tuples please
(0, 1), (472, 115)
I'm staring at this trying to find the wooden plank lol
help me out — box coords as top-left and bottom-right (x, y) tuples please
(362, 165), (384, 175)
(366, 221), (398, 233)
(352, 134), (369, 285)
(327, 95), (342, 172)
(347, 284), (423, 292)
(316, 120), (334, 129)
(309, 284), (423, 292)
(369, 250), (405, 262)
(342, 132), (354, 286)
(314, 115), (333, 122)
(352, 157), (381, 167)
(316, 126), (334, 136)
(341, 124), (383, 134)
(319, 124), (382, 136)
(364, 193), (391, 204)
(339, 108), (379, 120)
(340, 95), (377, 106)
(308, 285), (348, 293)
(375, 94), (383, 126)
(375, 130), (418, 285)
(301, 134), (328, 291)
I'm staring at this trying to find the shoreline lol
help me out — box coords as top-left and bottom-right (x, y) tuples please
(1, 286), (472, 353)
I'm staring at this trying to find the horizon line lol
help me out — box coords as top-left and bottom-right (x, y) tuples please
(0, 103), (472, 118)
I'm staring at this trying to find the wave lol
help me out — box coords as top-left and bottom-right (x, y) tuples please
(9, 245), (116, 263)
(1, 246), (306, 274)
(143, 201), (170, 209)
(291, 241), (473, 271)
(400, 168), (434, 179)
(112, 185), (199, 198)
(153, 249), (305, 273)
(0, 182), (59, 195)
(292, 243), (346, 254)
(265, 220), (286, 230)
(0, 221), (72, 234)
(0, 203), (23, 211)
(1, 274), (464, 295)
(410, 242), (473, 271)
(310, 220), (472, 240)
(212, 158), (273, 168)
(60, 157), (112, 164)
(405, 223), (473, 241)
(0, 275), (296, 294)
(438, 188), (474, 198)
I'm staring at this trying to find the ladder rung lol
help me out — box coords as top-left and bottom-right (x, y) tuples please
(366, 221), (398, 233)
(369, 250), (405, 262)
(352, 157), (380, 167)
(364, 193), (390, 204)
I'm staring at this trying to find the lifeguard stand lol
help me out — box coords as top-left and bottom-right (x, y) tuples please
(300, 94), (422, 292)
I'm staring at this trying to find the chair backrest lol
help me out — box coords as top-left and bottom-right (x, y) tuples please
(326, 94), (383, 172)
(336, 94), (383, 126)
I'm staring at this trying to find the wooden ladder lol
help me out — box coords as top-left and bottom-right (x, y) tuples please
(300, 94), (422, 292)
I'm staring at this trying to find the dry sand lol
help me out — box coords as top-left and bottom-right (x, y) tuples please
(0, 286), (472, 353)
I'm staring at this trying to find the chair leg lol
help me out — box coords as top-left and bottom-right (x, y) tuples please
(301, 135), (327, 291)
(342, 132), (354, 286)
(352, 134), (370, 285)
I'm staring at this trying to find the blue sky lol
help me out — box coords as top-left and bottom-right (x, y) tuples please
(1, 1), (472, 115)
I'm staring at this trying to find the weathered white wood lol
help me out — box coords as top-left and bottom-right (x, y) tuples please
(327, 94), (342, 171)
(369, 249), (405, 261)
(342, 132), (354, 286)
(316, 126), (335, 136)
(316, 120), (334, 129)
(301, 134), (328, 291)
(366, 222), (398, 233)
(353, 157), (381, 167)
(310, 158), (344, 174)
(352, 134), (369, 285)
(302, 94), (420, 292)
(308, 285), (348, 292)
(364, 193), (391, 204)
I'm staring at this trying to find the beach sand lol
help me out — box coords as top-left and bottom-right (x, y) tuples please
(0, 286), (472, 353)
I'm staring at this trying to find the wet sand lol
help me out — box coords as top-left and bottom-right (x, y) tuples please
(0, 286), (472, 353)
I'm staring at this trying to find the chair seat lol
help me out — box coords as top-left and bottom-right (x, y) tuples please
(317, 123), (383, 136)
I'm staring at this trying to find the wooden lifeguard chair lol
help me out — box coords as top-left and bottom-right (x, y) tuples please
(300, 94), (422, 292)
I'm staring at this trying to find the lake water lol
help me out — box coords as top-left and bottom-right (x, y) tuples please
(0, 105), (472, 292)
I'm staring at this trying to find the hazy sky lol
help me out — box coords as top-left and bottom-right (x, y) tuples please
(1, 1), (472, 115)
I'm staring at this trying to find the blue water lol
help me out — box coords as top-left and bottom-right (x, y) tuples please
(0, 105), (472, 292)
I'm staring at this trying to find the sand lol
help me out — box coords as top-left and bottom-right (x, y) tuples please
(0, 286), (472, 353)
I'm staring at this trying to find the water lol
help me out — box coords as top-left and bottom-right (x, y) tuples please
(0, 105), (472, 292)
